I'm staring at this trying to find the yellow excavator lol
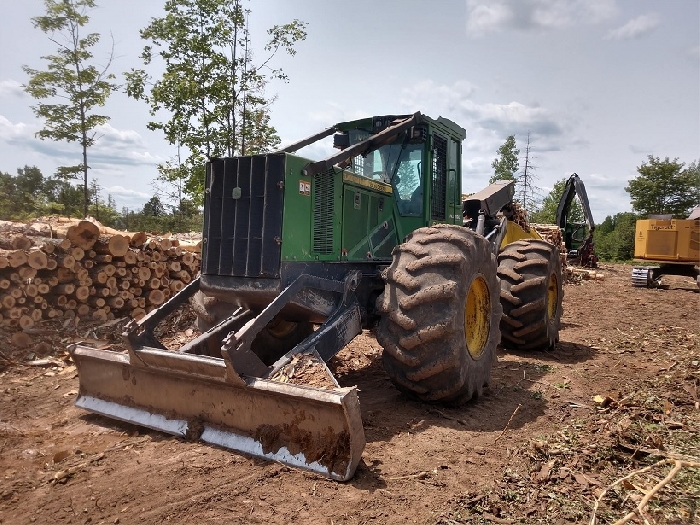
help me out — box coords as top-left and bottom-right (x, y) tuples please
(631, 211), (700, 288)
(70, 113), (563, 480)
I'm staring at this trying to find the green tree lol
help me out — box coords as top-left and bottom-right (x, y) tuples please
(125, 0), (306, 204)
(44, 176), (85, 217)
(0, 166), (54, 219)
(143, 195), (165, 217)
(529, 178), (584, 225)
(490, 135), (519, 184)
(594, 212), (637, 261)
(625, 156), (700, 218)
(23, 0), (116, 218)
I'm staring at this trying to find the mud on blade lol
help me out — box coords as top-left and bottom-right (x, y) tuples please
(70, 345), (365, 481)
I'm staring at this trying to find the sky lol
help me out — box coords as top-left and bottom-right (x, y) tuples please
(0, 0), (698, 221)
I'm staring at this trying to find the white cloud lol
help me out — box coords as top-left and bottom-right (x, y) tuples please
(466, 0), (618, 37)
(606, 13), (660, 40)
(0, 114), (31, 140)
(399, 80), (566, 141)
(0, 80), (25, 98)
(466, 2), (513, 37)
(106, 185), (151, 200)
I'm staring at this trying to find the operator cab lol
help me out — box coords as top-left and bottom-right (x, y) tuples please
(332, 117), (428, 218)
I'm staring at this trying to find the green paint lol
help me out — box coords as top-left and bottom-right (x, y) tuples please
(279, 115), (467, 263)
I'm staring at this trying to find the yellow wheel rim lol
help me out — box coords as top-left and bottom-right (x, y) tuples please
(465, 276), (490, 359)
(266, 319), (298, 339)
(547, 272), (558, 319)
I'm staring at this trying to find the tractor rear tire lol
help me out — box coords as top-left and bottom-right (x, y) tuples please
(375, 225), (501, 404)
(190, 291), (313, 365)
(497, 239), (563, 351)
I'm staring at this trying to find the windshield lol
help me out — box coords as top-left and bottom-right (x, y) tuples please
(346, 130), (424, 216)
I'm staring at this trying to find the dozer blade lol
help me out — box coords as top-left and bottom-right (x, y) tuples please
(70, 344), (365, 481)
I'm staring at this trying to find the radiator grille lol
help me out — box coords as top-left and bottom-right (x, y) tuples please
(201, 154), (284, 278)
(313, 169), (335, 254)
(431, 134), (447, 220)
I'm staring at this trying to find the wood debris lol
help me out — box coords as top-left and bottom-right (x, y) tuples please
(270, 353), (338, 390)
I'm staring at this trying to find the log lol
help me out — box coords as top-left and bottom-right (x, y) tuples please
(18, 315), (34, 329)
(74, 286), (90, 302)
(18, 267), (37, 280)
(0, 279), (10, 290)
(11, 331), (32, 348)
(147, 289), (165, 306)
(27, 249), (48, 269)
(56, 254), (76, 270)
(2, 295), (16, 309)
(131, 307), (146, 320)
(66, 220), (100, 250)
(109, 234), (130, 257)
(77, 303), (90, 317)
(123, 251), (137, 265)
(45, 259), (58, 271)
(169, 280), (184, 293)
(137, 266), (151, 281)
(71, 247), (85, 260)
(88, 297), (106, 308)
(94, 234), (129, 257)
(107, 296), (124, 309)
(11, 235), (33, 251)
(92, 308), (108, 321)
(57, 268), (76, 283)
(1, 249), (28, 268)
(129, 231), (147, 247)
(54, 283), (75, 295)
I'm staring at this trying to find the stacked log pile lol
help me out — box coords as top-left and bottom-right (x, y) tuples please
(0, 220), (201, 330)
(531, 224), (566, 256)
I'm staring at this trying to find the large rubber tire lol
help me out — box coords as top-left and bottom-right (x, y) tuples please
(190, 291), (313, 365)
(375, 224), (501, 404)
(497, 239), (563, 351)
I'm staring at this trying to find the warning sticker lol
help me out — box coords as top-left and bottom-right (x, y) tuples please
(299, 180), (311, 196)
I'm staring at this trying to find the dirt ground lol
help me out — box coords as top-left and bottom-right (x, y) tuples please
(1, 263), (698, 525)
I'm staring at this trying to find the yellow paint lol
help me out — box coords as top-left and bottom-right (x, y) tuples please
(547, 272), (558, 320)
(342, 172), (393, 194)
(634, 219), (700, 262)
(464, 276), (490, 359)
(500, 220), (542, 249)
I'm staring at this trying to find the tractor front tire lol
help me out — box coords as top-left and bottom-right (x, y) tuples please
(376, 225), (501, 404)
(497, 239), (563, 351)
